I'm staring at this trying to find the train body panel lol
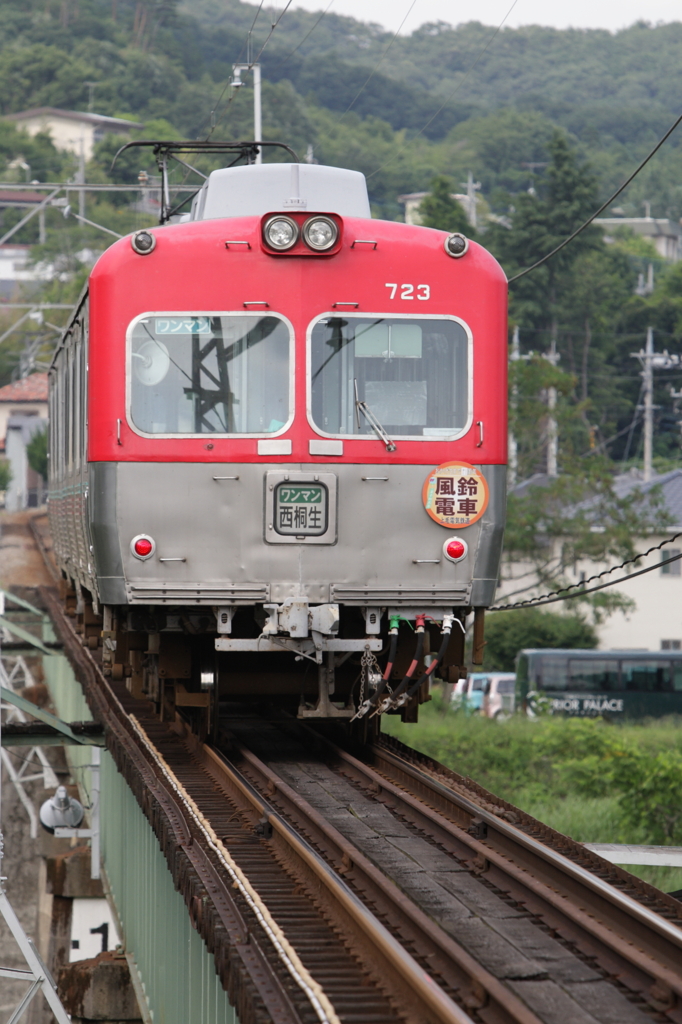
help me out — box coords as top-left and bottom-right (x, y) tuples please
(85, 213), (506, 466)
(57, 461), (506, 608)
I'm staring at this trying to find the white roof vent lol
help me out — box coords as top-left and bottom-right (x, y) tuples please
(192, 163), (371, 221)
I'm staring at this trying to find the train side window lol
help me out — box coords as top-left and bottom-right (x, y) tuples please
(309, 314), (470, 439)
(128, 314), (292, 436)
(621, 660), (673, 692)
(56, 355), (64, 476)
(568, 659), (619, 692)
(73, 334), (81, 471)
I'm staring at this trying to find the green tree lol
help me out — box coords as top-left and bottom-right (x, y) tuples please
(0, 459), (11, 492)
(26, 426), (48, 480)
(483, 608), (597, 671)
(500, 466), (672, 621)
(418, 175), (471, 234)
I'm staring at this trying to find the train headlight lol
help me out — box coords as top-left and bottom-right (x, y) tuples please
(263, 216), (299, 251)
(444, 232), (469, 258)
(443, 537), (468, 563)
(303, 216), (338, 251)
(131, 534), (155, 560)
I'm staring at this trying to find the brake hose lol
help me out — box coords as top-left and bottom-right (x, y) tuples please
(395, 615), (455, 707)
(352, 616), (400, 720)
(372, 615), (426, 717)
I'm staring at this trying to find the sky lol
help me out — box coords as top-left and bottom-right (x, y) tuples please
(291, 0), (682, 34)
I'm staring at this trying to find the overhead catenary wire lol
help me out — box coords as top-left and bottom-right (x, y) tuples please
(204, 1), (266, 139)
(491, 531), (682, 612)
(341, 0), (419, 117)
(271, 0), (335, 69)
(508, 108), (682, 283)
(206, 0), (295, 141)
(366, 0), (519, 181)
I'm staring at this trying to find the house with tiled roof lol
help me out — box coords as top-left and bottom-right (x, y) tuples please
(3, 108), (143, 161)
(0, 374), (48, 509)
(495, 468), (682, 653)
(0, 373), (48, 445)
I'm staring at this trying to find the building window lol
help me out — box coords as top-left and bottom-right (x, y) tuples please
(661, 640), (681, 651)
(661, 548), (681, 575)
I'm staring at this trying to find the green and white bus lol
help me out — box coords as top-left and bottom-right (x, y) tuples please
(515, 649), (682, 719)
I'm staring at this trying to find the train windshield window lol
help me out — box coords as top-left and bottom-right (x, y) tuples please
(309, 316), (469, 438)
(128, 314), (291, 435)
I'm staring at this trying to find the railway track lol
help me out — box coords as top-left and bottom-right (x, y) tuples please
(35, 583), (682, 1024)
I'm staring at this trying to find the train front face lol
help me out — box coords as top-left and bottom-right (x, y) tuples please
(84, 163), (508, 714)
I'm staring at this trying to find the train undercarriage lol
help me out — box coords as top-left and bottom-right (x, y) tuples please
(62, 580), (479, 738)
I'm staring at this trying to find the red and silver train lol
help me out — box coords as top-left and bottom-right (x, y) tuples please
(48, 151), (507, 726)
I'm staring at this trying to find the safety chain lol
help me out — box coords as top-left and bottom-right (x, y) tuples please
(359, 645), (382, 707)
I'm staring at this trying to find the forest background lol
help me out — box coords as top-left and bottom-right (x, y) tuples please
(3, 0), (682, 626)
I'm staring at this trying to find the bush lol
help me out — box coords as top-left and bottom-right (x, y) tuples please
(483, 607), (597, 671)
(26, 426), (47, 480)
(0, 459), (11, 490)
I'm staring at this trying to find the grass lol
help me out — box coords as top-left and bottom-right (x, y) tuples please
(382, 693), (682, 893)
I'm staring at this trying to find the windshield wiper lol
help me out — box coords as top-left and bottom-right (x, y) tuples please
(354, 379), (397, 452)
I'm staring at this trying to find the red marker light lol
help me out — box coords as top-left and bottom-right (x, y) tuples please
(131, 535), (155, 559)
(443, 538), (467, 563)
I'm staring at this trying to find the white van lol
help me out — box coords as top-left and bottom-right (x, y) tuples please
(482, 673), (516, 719)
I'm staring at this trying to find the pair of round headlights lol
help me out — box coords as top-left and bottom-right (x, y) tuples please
(264, 215), (338, 252)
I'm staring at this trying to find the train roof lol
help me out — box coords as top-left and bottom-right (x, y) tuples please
(190, 163), (371, 221)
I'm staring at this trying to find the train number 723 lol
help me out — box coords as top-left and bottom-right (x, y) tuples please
(385, 283), (430, 300)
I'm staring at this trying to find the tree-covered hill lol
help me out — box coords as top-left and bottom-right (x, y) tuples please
(3, 2), (682, 220)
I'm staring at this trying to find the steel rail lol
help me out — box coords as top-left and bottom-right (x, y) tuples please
(190, 727), (543, 1024)
(373, 742), (682, 950)
(38, 587), (333, 1024)
(335, 737), (682, 1013)
(179, 726), (499, 1024)
(127, 716), (340, 1024)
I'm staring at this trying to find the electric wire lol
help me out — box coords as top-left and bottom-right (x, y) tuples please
(491, 531), (682, 611)
(341, 0), (419, 116)
(249, 0), (296, 67)
(271, 0), (335, 69)
(508, 108), (682, 283)
(206, 0), (295, 141)
(204, 1), (265, 139)
(366, 0), (519, 181)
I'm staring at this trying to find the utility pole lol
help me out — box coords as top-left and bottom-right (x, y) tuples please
(643, 326), (654, 482)
(631, 327), (680, 482)
(509, 325), (520, 488)
(460, 172), (481, 230)
(231, 64), (262, 164)
(77, 136), (86, 220)
(508, 326), (534, 489)
(545, 336), (560, 477)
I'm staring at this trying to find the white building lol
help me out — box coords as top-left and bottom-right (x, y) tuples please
(595, 217), (682, 262)
(3, 108), (144, 162)
(496, 469), (682, 653)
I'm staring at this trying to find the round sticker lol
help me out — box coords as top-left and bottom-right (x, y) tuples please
(422, 461), (489, 529)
